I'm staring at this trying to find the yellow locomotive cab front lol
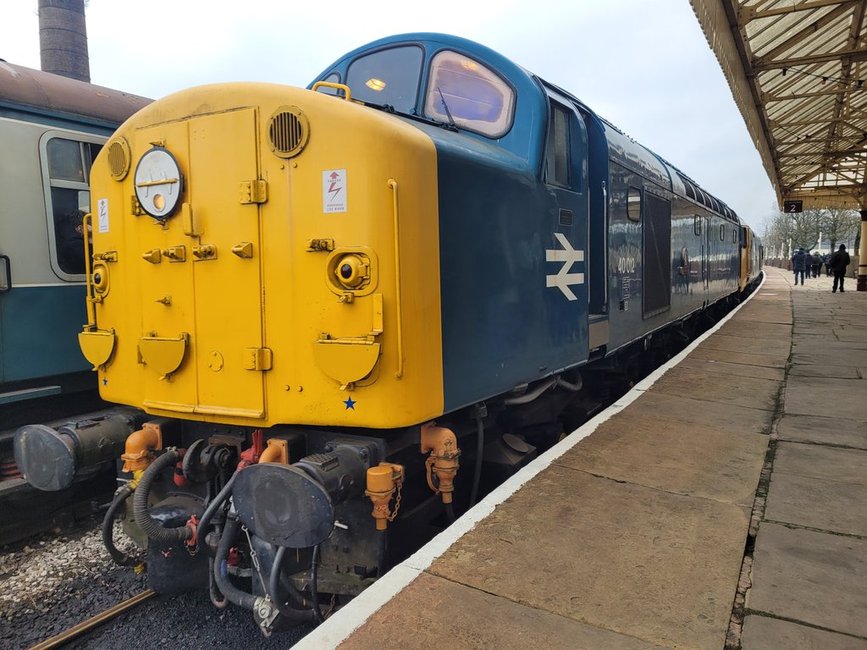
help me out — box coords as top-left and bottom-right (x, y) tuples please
(84, 83), (444, 429)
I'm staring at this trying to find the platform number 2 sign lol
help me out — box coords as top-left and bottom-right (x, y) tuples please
(784, 200), (803, 214)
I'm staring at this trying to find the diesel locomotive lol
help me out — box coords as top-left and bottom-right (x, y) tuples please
(15, 33), (762, 633)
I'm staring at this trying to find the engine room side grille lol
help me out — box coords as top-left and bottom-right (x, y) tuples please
(268, 106), (309, 158)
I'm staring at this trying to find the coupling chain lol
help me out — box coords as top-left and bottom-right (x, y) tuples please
(388, 476), (404, 522)
(242, 524), (270, 602)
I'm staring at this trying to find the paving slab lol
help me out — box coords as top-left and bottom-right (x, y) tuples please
(696, 333), (792, 359)
(651, 366), (781, 412)
(557, 393), (768, 506)
(784, 375), (867, 420)
(776, 414), (867, 450)
(765, 470), (867, 536)
(747, 523), (867, 638)
(791, 344), (867, 367)
(792, 339), (867, 353)
(788, 363), (861, 379)
(717, 320), (792, 341)
(833, 325), (867, 343)
(734, 303), (792, 325)
(678, 357), (785, 381)
(340, 571), (665, 650)
(428, 466), (749, 649)
(792, 329), (830, 339)
(742, 615), (867, 649)
(773, 442), (867, 484)
(687, 346), (788, 369)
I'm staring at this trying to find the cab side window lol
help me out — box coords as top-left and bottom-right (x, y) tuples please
(545, 104), (571, 188)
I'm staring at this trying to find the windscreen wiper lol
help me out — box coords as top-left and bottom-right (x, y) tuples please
(436, 87), (458, 131)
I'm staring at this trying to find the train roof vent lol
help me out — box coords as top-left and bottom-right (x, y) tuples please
(107, 137), (131, 180)
(682, 178), (696, 200)
(710, 196), (721, 213)
(268, 106), (309, 159)
(677, 172), (700, 203)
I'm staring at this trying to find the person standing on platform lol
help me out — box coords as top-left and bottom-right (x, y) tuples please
(810, 251), (822, 278)
(829, 244), (851, 293)
(791, 247), (807, 285)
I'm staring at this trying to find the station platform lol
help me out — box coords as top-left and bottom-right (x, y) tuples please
(297, 266), (866, 650)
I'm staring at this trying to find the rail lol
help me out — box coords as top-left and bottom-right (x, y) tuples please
(29, 589), (156, 650)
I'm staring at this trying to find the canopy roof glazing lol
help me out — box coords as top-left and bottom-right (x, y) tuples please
(691, 0), (867, 209)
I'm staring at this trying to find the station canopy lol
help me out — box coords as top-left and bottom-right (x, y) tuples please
(691, 0), (867, 210)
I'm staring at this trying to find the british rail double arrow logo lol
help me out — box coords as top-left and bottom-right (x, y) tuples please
(545, 233), (585, 301)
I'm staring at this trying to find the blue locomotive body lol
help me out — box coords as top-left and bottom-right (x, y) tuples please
(314, 33), (748, 413)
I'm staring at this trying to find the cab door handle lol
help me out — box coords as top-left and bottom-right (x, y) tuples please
(0, 254), (11, 293)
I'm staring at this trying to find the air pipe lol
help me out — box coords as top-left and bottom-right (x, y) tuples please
(267, 546), (316, 623)
(194, 471), (239, 553)
(213, 516), (257, 611)
(132, 449), (193, 544)
(101, 483), (137, 566)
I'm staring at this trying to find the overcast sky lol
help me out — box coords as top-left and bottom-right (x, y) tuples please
(1, 0), (778, 231)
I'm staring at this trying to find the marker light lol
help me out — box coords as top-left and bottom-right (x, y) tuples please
(92, 262), (109, 296)
(334, 254), (368, 288)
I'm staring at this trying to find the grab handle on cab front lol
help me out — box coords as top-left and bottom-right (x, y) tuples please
(0, 254), (11, 294)
(312, 81), (352, 101)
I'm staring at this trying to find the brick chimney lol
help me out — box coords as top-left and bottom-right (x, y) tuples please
(39, 0), (90, 82)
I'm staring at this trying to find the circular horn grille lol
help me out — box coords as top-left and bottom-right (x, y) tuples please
(268, 106), (309, 158)
(107, 137), (131, 180)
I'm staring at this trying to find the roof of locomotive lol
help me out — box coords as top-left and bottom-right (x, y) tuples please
(312, 33), (740, 225)
(0, 60), (150, 128)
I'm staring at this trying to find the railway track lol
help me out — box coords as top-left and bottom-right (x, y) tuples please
(3, 289), (753, 649)
(1, 519), (309, 649)
(29, 590), (156, 650)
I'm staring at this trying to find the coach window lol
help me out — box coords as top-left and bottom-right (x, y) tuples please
(346, 46), (423, 114)
(424, 50), (515, 137)
(627, 187), (641, 221)
(40, 134), (104, 279)
(733, 228), (738, 244)
(719, 224), (725, 241)
(694, 215), (702, 236)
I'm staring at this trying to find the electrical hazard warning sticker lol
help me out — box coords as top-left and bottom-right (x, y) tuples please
(323, 169), (347, 213)
(97, 198), (109, 233)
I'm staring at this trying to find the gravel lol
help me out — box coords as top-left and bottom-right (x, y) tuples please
(0, 518), (314, 649)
